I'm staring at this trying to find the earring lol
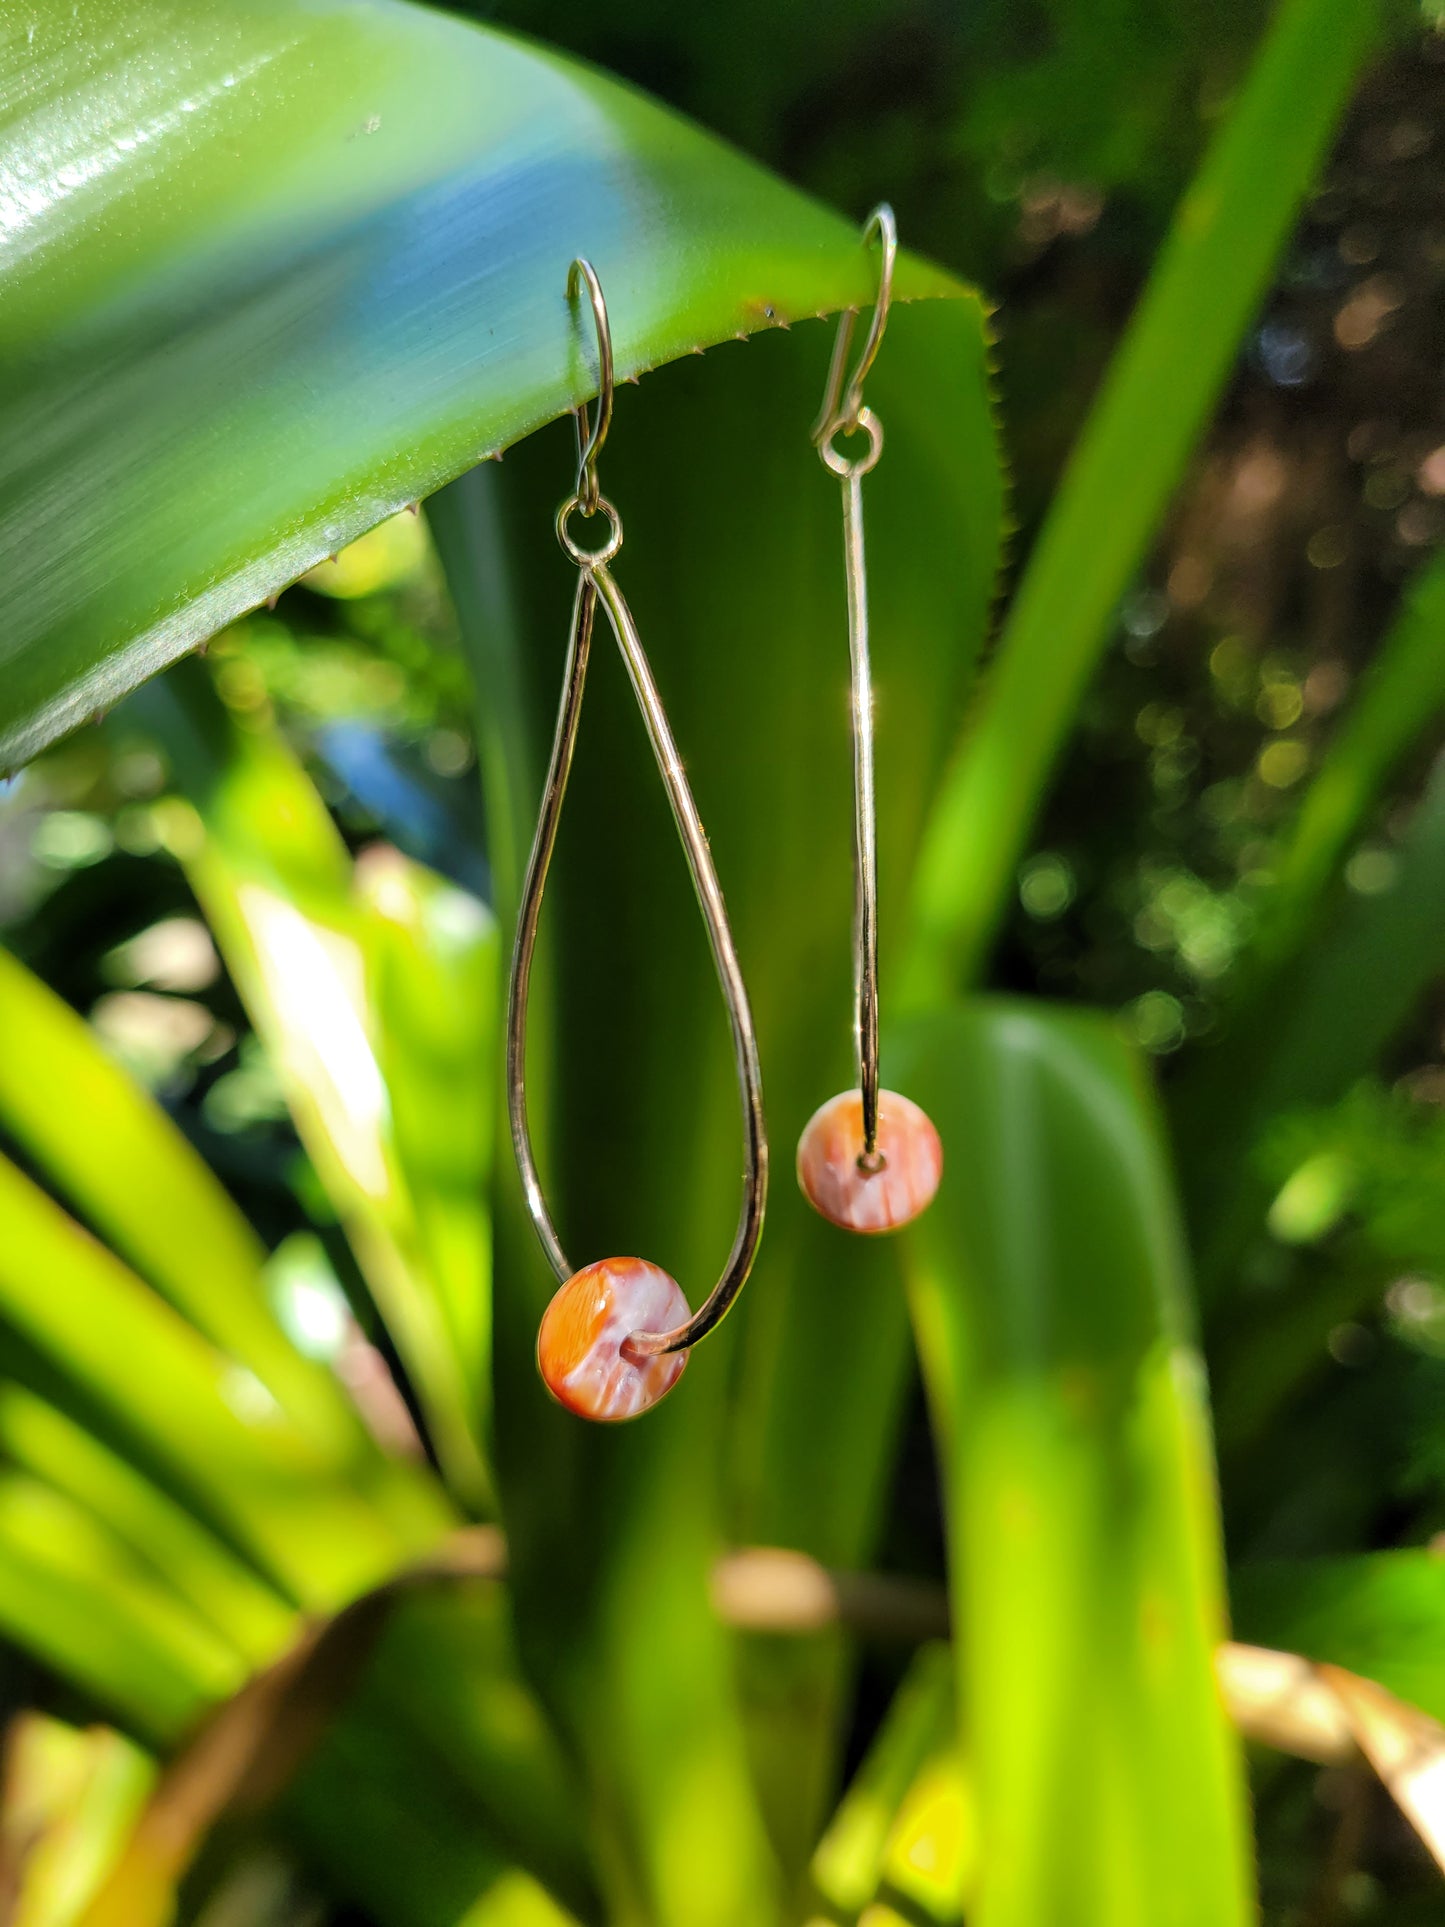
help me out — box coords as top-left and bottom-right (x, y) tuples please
(796, 207), (943, 1235)
(507, 260), (768, 1423)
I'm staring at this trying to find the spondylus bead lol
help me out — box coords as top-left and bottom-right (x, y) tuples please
(796, 1088), (943, 1233)
(536, 1257), (690, 1421)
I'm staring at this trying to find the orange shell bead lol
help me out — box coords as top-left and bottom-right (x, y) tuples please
(796, 1089), (943, 1233)
(536, 1257), (690, 1422)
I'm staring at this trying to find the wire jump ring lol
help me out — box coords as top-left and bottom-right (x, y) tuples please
(819, 407), (884, 482)
(556, 493), (623, 567)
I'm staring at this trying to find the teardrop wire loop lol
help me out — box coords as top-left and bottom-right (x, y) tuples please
(814, 204), (894, 1160)
(506, 258), (768, 1362)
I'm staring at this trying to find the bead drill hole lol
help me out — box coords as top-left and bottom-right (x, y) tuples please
(536, 1257), (689, 1421)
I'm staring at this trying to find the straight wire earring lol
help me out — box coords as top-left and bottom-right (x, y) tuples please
(796, 206), (943, 1235)
(508, 259), (768, 1422)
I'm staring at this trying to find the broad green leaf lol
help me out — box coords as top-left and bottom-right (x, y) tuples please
(893, 1002), (1255, 1927)
(0, 1384), (298, 1669)
(0, 0), (954, 768)
(0, 1150), (444, 1606)
(448, 296), (1001, 1915)
(146, 667), (493, 1507)
(902, 0), (1388, 998)
(1232, 1553), (1445, 1726)
(0, 943), (368, 1466)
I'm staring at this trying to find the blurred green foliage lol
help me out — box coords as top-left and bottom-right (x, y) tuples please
(1, 0), (1445, 1924)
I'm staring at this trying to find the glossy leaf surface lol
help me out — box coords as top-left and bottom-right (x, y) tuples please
(0, 0), (954, 768)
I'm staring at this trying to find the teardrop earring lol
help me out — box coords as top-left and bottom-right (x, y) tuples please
(507, 259), (768, 1422)
(796, 207), (943, 1235)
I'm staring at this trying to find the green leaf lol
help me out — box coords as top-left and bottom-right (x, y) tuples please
(893, 1002), (1256, 1927)
(0, 1384), (298, 1670)
(902, 0), (1388, 998)
(0, 943), (370, 1467)
(357, 847), (500, 1448)
(0, 1150), (444, 1607)
(1233, 1553), (1445, 1725)
(335, 1583), (599, 1924)
(284, 1714), (517, 1927)
(0, 1472), (243, 1741)
(3, 1715), (157, 1927)
(459, 1874), (584, 1927)
(0, 0), (956, 769)
(810, 1642), (957, 1920)
(146, 668), (494, 1509)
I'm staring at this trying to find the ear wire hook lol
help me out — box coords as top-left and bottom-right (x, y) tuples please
(507, 258), (768, 1410)
(795, 205), (944, 1234)
(566, 257), (614, 514)
(812, 202), (897, 449)
(812, 206), (895, 1161)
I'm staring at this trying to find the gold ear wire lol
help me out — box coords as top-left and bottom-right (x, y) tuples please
(507, 259), (769, 1413)
(565, 257), (614, 513)
(796, 204), (944, 1236)
(812, 203), (897, 449)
